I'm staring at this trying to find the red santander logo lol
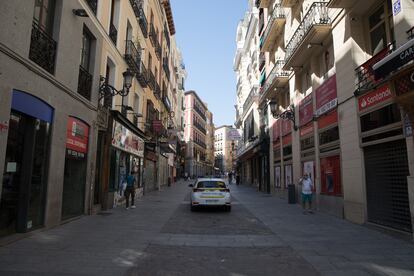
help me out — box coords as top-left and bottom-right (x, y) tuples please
(358, 85), (392, 111)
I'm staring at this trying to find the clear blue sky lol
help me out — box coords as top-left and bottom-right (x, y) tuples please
(170, 0), (248, 127)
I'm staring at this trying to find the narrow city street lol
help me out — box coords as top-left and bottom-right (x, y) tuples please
(0, 180), (413, 276)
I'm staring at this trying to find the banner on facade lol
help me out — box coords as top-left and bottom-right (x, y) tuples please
(66, 117), (89, 156)
(358, 84), (392, 112)
(273, 119), (281, 141)
(299, 93), (313, 126)
(112, 121), (145, 157)
(282, 119), (292, 136)
(315, 75), (337, 117)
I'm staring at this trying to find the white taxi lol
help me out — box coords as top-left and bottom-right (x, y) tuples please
(189, 178), (231, 212)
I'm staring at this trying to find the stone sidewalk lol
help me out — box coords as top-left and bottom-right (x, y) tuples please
(0, 180), (413, 275)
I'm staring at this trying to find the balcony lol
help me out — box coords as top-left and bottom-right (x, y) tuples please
(149, 23), (156, 47)
(109, 23), (118, 45)
(86, 0), (97, 14)
(261, 4), (285, 52)
(148, 70), (156, 90)
(243, 86), (259, 117)
(77, 66), (92, 100)
(194, 140), (207, 149)
(164, 25), (170, 49)
(280, 0), (298, 7)
(163, 57), (170, 81)
(194, 122), (207, 135)
(154, 81), (161, 98)
(136, 61), (148, 87)
(163, 96), (171, 112)
(124, 40), (142, 72)
(355, 42), (394, 94)
(29, 20), (57, 74)
(327, 0), (358, 8)
(260, 60), (291, 102)
(194, 105), (207, 121)
(284, 2), (331, 70)
(259, 52), (266, 71)
(129, 0), (148, 38)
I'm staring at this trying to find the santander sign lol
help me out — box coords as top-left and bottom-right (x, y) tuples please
(358, 85), (392, 111)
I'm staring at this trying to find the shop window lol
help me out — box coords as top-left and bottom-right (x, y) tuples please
(320, 155), (341, 196)
(300, 136), (314, 151)
(283, 145), (292, 156)
(360, 103), (401, 133)
(319, 126), (339, 145)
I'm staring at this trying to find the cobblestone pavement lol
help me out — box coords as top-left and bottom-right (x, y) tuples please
(0, 180), (413, 275)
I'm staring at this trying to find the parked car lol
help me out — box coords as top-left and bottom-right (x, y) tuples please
(189, 178), (231, 212)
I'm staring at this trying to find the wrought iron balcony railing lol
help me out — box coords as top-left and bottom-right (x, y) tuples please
(154, 81), (161, 98)
(262, 60), (291, 94)
(194, 105), (207, 121)
(86, 0), (98, 14)
(194, 139), (207, 149)
(355, 42), (394, 94)
(164, 25), (170, 49)
(125, 40), (142, 72)
(261, 4), (285, 49)
(163, 57), (170, 80)
(163, 96), (171, 112)
(77, 65), (92, 100)
(136, 61), (148, 87)
(148, 70), (156, 90)
(129, 0), (148, 38)
(29, 20), (57, 74)
(149, 23), (162, 58)
(259, 52), (266, 71)
(194, 122), (207, 134)
(285, 2), (330, 64)
(155, 40), (162, 59)
(243, 86), (259, 115)
(109, 23), (118, 45)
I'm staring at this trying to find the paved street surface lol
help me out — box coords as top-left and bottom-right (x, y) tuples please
(0, 181), (414, 276)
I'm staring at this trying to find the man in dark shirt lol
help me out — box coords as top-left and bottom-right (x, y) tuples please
(125, 173), (136, 210)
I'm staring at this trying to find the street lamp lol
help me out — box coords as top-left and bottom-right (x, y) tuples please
(99, 69), (134, 114)
(268, 100), (298, 131)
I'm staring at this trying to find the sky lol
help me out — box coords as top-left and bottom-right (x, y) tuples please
(170, 0), (248, 127)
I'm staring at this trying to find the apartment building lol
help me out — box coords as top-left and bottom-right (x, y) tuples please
(0, 0), (104, 236)
(249, 0), (414, 234)
(206, 111), (216, 176)
(214, 126), (240, 174)
(184, 91), (214, 177)
(234, 1), (269, 191)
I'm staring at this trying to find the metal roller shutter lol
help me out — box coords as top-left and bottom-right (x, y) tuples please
(364, 139), (412, 232)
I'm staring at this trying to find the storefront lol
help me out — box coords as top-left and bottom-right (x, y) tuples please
(109, 118), (145, 206)
(281, 120), (293, 190)
(273, 119), (282, 192)
(0, 90), (53, 236)
(144, 143), (157, 192)
(62, 117), (89, 220)
(358, 84), (411, 232)
(299, 93), (315, 188)
(315, 75), (342, 216)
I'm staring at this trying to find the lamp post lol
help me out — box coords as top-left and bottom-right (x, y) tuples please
(268, 99), (298, 131)
(99, 68), (134, 114)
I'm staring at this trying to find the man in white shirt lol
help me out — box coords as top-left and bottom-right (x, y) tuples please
(300, 173), (314, 214)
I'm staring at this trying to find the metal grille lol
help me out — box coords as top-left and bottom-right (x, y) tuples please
(364, 140), (412, 232)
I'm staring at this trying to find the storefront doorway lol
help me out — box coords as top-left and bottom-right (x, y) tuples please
(1, 91), (52, 236)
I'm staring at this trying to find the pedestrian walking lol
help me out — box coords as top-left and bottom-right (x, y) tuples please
(236, 173), (240, 185)
(228, 172), (233, 185)
(300, 173), (313, 214)
(125, 173), (136, 210)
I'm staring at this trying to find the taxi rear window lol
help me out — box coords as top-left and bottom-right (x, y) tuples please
(196, 181), (226, 188)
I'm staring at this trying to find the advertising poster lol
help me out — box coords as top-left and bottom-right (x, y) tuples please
(284, 164), (292, 188)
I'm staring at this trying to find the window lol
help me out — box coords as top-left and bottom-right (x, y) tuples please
(368, 1), (394, 55)
(80, 28), (93, 71)
(148, 54), (152, 71)
(360, 104), (401, 132)
(319, 126), (339, 145)
(33, 0), (55, 33)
